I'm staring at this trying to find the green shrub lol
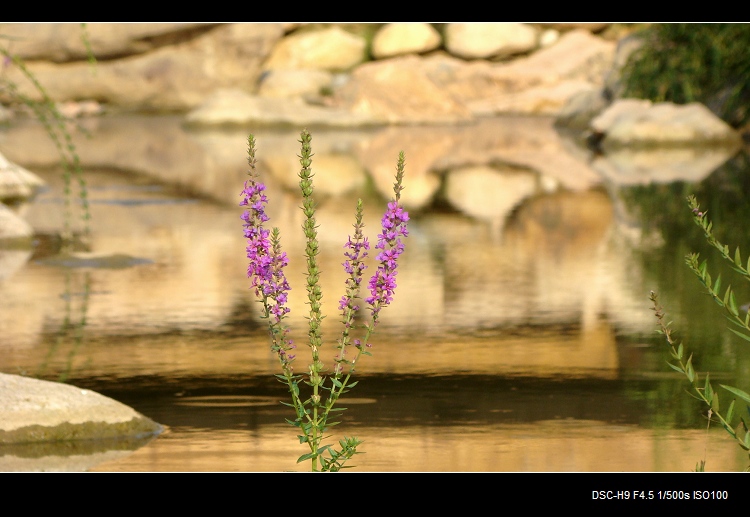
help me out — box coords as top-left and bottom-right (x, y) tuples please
(621, 23), (750, 128)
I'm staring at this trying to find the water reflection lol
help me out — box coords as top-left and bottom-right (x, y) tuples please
(83, 375), (747, 472)
(1, 115), (749, 471)
(35, 269), (91, 383)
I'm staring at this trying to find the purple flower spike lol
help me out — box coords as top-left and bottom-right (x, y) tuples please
(240, 175), (292, 357)
(367, 198), (409, 321)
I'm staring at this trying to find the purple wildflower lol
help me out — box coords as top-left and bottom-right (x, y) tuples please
(240, 175), (293, 364)
(366, 200), (409, 321)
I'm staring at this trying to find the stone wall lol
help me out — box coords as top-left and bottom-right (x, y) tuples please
(0, 23), (622, 120)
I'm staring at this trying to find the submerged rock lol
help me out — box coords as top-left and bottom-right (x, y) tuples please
(35, 252), (153, 269)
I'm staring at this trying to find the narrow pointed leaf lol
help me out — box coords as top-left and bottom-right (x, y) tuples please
(704, 373), (712, 404)
(297, 452), (316, 463)
(727, 400), (736, 424)
(729, 289), (739, 316)
(720, 384), (750, 405)
(667, 362), (684, 374)
(685, 354), (695, 383)
(728, 327), (750, 343)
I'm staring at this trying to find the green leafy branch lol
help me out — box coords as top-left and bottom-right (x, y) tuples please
(649, 195), (750, 471)
(650, 290), (750, 469)
(685, 195), (750, 344)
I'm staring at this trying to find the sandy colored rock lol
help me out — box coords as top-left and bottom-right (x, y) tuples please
(0, 151), (45, 202)
(262, 26), (367, 72)
(592, 100), (743, 149)
(371, 23), (442, 59)
(444, 22), (539, 59)
(0, 372), (162, 444)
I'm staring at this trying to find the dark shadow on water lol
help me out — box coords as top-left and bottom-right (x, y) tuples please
(75, 373), (699, 433)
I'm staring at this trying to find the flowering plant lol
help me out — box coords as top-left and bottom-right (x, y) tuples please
(240, 130), (408, 471)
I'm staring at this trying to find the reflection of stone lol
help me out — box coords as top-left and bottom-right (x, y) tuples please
(0, 248), (32, 282)
(1, 115), (604, 213)
(592, 146), (739, 186)
(435, 189), (654, 358)
(35, 252), (154, 269)
(0, 441), (156, 472)
(443, 164), (538, 235)
(264, 153), (367, 197)
(0, 203), (33, 240)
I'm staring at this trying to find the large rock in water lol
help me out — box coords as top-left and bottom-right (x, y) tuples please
(0, 373), (162, 445)
(590, 99), (743, 149)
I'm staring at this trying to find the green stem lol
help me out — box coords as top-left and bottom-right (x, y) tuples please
(298, 129), (325, 471)
(650, 291), (740, 443)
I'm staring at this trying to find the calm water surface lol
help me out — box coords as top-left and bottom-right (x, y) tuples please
(1, 116), (749, 472)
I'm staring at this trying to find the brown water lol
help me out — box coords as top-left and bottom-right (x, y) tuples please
(1, 116), (749, 472)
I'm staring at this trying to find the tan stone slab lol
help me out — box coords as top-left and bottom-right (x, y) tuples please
(0, 373), (162, 444)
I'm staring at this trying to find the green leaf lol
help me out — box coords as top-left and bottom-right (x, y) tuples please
(686, 354), (695, 383)
(735, 247), (742, 268)
(667, 362), (685, 374)
(704, 373), (713, 406)
(677, 342), (684, 360)
(729, 289), (739, 316)
(297, 452), (316, 463)
(713, 274), (722, 296)
(727, 399), (736, 423)
(720, 384), (750, 405)
(728, 327), (750, 343)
